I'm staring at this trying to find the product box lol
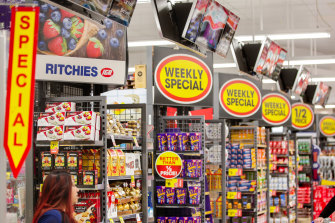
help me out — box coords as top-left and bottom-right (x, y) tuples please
(64, 111), (97, 126)
(167, 133), (178, 151)
(37, 126), (64, 141)
(82, 170), (97, 187)
(157, 133), (167, 151)
(70, 171), (79, 185)
(116, 149), (126, 176)
(189, 133), (202, 151)
(45, 102), (76, 112)
(157, 186), (166, 204)
(41, 152), (53, 170)
(37, 112), (65, 126)
(165, 187), (175, 204)
(54, 152), (67, 169)
(135, 64), (147, 89)
(67, 152), (80, 170)
(178, 133), (189, 151)
(134, 152), (142, 175)
(64, 125), (96, 141)
(125, 153), (135, 175)
(96, 115), (101, 131)
(74, 199), (99, 223)
(109, 150), (119, 176)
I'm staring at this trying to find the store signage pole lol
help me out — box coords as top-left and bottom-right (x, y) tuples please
(0, 29), (9, 223)
(3, 7), (39, 178)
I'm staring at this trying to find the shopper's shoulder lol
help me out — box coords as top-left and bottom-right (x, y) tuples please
(38, 210), (62, 223)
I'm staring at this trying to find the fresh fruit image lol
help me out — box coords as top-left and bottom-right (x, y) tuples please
(104, 18), (113, 29)
(70, 17), (84, 41)
(63, 17), (72, 30)
(40, 4), (48, 13)
(39, 12), (46, 23)
(60, 9), (75, 20)
(109, 37), (119, 48)
(97, 29), (107, 40)
(86, 38), (104, 58)
(116, 29), (124, 38)
(43, 19), (60, 40)
(68, 38), (77, 50)
(51, 10), (61, 23)
(61, 27), (71, 39)
(48, 36), (67, 56)
(38, 41), (47, 51)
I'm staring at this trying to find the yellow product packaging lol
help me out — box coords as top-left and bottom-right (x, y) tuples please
(116, 149), (126, 176)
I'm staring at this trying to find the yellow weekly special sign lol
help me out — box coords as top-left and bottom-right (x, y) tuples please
(262, 93), (291, 125)
(155, 151), (182, 179)
(319, 116), (335, 137)
(4, 7), (39, 178)
(155, 54), (212, 104)
(219, 79), (261, 118)
(292, 103), (314, 130)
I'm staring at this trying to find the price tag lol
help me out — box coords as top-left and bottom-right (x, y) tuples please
(227, 209), (242, 217)
(228, 168), (242, 176)
(130, 175), (135, 188)
(227, 192), (241, 199)
(111, 135), (116, 147)
(271, 190), (276, 196)
(109, 219), (115, 223)
(40, 184), (43, 192)
(50, 141), (59, 154)
(6, 172), (10, 180)
(270, 206), (278, 213)
(119, 217), (125, 223)
(136, 214), (142, 223)
(133, 136), (139, 147)
(165, 179), (183, 187)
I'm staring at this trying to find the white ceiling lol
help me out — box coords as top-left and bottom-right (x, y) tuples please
(127, 0), (335, 103)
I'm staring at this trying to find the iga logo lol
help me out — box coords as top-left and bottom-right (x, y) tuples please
(101, 68), (114, 77)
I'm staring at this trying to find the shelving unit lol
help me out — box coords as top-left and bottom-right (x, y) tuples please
(33, 96), (108, 223)
(205, 120), (226, 223)
(296, 136), (314, 221)
(228, 126), (268, 223)
(154, 116), (206, 223)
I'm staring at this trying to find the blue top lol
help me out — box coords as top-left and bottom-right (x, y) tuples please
(38, 210), (62, 223)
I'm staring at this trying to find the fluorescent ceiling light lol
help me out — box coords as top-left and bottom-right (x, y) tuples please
(137, 0), (151, 3)
(311, 77), (335, 82)
(254, 32), (330, 41)
(284, 58), (335, 66)
(235, 35), (253, 42)
(213, 63), (236, 68)
(315, 105), (323, 109)
(128, 67), (136, 73)
(262, 79), (276, 84)
(128, 40), (174, 47)
(326, 105), (335, 109)
(315, 105), (335, 109)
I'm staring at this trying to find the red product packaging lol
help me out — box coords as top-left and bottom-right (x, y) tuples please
(45, 102), (76, 112)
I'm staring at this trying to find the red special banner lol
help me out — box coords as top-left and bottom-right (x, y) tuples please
(155, 151), (182, 179)
(4, 6), (39, 178)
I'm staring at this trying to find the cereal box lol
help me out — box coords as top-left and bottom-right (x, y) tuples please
(157, 133), (167, 151)
(54, 152), (66, 169)
(189, 133), (201, 151)
(156, 186), (166, 204)
(116, 150), (126, 176)
(37, 126), (64, 141)
(167, 133), (178, 151)
(65, 111), (97, 126)
(38, 112), (65, 126)
(165, 187), (175, 204)
(64, 125), (96, 141)
(41, 152), (53, 170)
(176, 188), (187, 205)
(178, 133), (189, 151)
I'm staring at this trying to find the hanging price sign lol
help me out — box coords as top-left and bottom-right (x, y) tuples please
(155, 151), (182, 179)
(227, 192), (242, 199)
(50, 141), (59, 154)
(319, 116), (335, 137)
(228, 168), (242, 176)
(227, 209), (242, 217)
(292, 103), (314, 130)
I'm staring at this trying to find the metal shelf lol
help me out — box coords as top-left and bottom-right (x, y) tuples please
(108, 134), (142, 141)
(258, 210), (267, 215)
(108, 175), (142, 181)
(156, 177), (203, 182)
(111, 213), (142, 222)
(155, 150), (203, 155)
(36, 140), (104, 147)
(156, 204), (200, 208)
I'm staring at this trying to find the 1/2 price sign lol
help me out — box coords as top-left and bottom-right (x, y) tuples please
(291, 103), (314, 130)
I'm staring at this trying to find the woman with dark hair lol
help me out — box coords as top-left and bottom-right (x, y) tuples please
(33, 171), (79, 223)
